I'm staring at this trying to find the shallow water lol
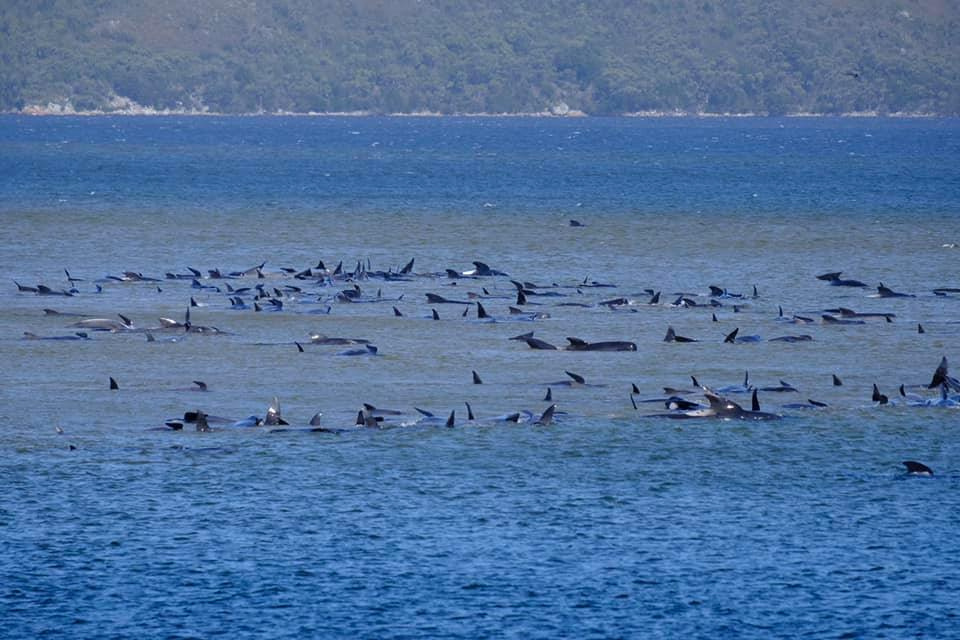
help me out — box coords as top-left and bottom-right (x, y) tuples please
(1, 115), (959, 638)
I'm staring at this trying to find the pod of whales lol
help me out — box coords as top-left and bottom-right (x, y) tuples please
(14, 257), (958, 440)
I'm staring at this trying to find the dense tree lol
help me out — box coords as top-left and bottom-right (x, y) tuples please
(1, 0), (956, 114)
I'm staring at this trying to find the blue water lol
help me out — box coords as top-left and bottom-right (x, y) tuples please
(1, 115), (959, 638)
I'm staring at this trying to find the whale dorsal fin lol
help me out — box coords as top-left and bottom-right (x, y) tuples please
(445, 410), (455, 428)
(903, 460), (933, 475)
(535, 404), (556, 426)
(928, 356), (948, 389)
(872, 384), (888, 404)
(565, 371), (585, 385)
(472, 370), (483, 385)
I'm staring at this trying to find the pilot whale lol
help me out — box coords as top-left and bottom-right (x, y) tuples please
(652, 388), (780, 421)
(564, 337), (637, 352)
(903, 460), (933, 476)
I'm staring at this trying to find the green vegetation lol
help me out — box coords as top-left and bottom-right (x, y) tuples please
(2, 0), (957, 115)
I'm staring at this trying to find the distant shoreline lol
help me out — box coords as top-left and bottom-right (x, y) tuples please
(8, 104), (947, 118)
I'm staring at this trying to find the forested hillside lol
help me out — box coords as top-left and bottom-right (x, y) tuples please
(1, 0), (957, 115)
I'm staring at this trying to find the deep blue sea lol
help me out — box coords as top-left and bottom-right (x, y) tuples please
(1, 115), (959, 638)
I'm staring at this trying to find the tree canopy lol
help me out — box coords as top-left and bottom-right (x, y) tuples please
(2, 0), (957, 115)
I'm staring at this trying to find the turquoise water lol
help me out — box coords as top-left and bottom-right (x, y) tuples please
(1, 115), (959, 638)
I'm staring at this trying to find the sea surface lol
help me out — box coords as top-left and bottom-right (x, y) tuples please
(1, 115), (959, 638)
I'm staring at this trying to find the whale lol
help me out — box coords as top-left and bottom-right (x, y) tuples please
(821, 314), (865, 325)
(545, 371), (603, 387)
(265, 411), (342, 434)
(356, 411), (384, 428)
(35, 284), (73, 296)
(522, 336), (559, 350)
(664, 326), (697, 343)
(508, 306), (550, 320)
(759, 380), (798, 393)
(816, 271), (867, 287)
(462, 261), (508, 277)
(903, 460), (933, 476)
(264, 397), (288, 426)
(338, 344), (378, 356)
(309, 334), (370, 345)
(510, 280), (568, 297)
(895, 384), (956, 407)
(715, 371), (752, 394)
(475, 301), (496, 322)
(564, 337), (637, 352)
(927, 356), (960, 392)
(195, 410), (211, 432)
(830, 307), (896, 321)
(14, 281), (38, 292)
(533, 404), (556, 425)
(71, 315), (134, 332)
(665, 397), (704, 410)
(703, 389), (780, 420)
(362, 403), (403, 417)
(781, 398), (828, 410)
(23, 331), (90, 341)
(425, 293), (473, 305)
(874, 283), (915, 298)
(769, 334), (813, 343)
(651, 388), (780, 420)
(872, 384), (890, 405)
(724, 328), (762, 344)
